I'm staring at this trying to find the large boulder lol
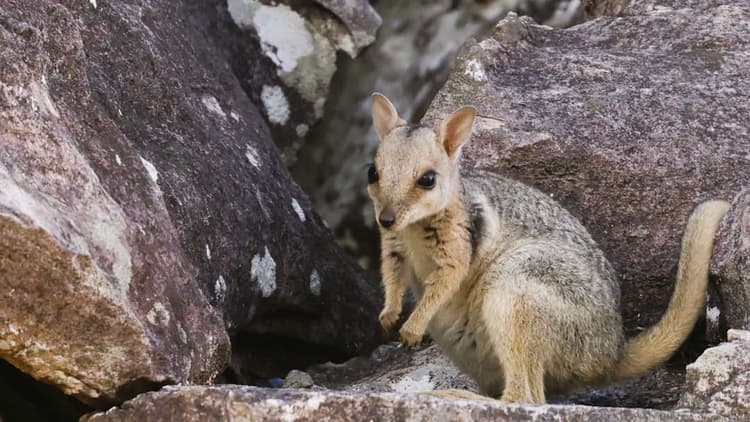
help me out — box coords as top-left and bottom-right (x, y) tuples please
(711, 190), (750, 331)
(0, 0), (380, 408)
(424, 0), (750, 335)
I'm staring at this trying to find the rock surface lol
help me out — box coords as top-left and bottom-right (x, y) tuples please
(425, 0), (750, 335)
(291, 0), (583, 269)
(82, 385), (708, 422)
(711, 190), (750, 331)
(309, 342), (685, 409)
(85, 331), (750, 421)
(679, 329), (750, 419)
(309, 343), (478, 394)
(0, 0), (380, 407)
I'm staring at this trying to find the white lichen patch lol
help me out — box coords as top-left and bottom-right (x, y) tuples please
(29, 80), (60, 118)
(177, 323), (188, 344)
(115, 154), (122, 166)
(215, 275), (227, 303)
(309, 270), (321, 296)
(245, 145), (261, 168)
(707, 306), (721, 325)
(228, 1), (314, 73)
(260, 85), (290, 125)
(201, 95), (226, 119)
(390, 371), (435, 393)
(464, 58), (487, 82)
(251, 246), (277, 298)
(146, 302), (171, 327)
(139, 156), (159, 183)
(313, 97), (326, 119)
(89, 218), (133, 292)
(291, 198), (305, 222)
(295, 124), (309, 137)
(227, 0), (337, 109)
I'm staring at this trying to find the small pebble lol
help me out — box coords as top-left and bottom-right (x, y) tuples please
(283, 369), (314, 388)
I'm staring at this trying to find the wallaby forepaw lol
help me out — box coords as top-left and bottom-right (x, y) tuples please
(378, 308), (400, 332)
(399, 323), (425, 347)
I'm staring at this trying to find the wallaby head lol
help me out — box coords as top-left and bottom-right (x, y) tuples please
(367, 93), (476, 231)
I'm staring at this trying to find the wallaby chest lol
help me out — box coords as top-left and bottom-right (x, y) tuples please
(400, 226), (439, 284)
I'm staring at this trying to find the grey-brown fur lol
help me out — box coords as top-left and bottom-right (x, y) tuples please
(437, 169), (624, 396)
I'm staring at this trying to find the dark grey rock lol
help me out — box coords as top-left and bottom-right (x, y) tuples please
(711, 190), (750, 331)
(0, 0), (381, 407)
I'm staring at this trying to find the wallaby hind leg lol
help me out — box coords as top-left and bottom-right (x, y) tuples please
(482, 283), (546, 404)
(420, 389), (494, 401)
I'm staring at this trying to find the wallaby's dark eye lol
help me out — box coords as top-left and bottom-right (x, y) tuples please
(367, 164), (379, 184)
(417, 170), (436, 189)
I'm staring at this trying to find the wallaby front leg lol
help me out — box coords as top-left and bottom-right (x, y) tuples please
(379, 252), (407, 332)
(399, 267), (464, 346)
(378, 237), (411, 333)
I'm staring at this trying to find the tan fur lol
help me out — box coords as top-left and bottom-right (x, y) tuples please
(366, 93), (729, 403)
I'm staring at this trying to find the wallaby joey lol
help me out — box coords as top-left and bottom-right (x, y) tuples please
(366, 92), (730, 403)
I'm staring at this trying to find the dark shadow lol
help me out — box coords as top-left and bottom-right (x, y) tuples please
(0, 359), (91, 422)
(217, 332), (355, 385)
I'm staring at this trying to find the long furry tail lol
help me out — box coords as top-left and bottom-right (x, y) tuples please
(614, 199), (731, 380)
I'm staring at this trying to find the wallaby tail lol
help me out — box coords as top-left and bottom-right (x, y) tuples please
(613, 199), (731, 381)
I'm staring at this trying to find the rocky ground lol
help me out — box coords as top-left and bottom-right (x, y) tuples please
(81, 330), (750, 421)
(0, 0), (749, 420)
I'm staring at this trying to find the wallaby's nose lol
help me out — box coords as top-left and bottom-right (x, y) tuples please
(378, 209), (396, 229)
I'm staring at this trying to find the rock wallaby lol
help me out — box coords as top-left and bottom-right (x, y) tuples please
(366, 92), (730, 403)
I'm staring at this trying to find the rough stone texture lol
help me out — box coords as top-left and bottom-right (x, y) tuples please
(309, 342), (685, 409)
(283, 369), (314, 389)
(84, 332), (750, 421)
(679, 329), (750, 420)
(291, 0), (584, 269)
(424, 0), (750, 336)
(0, 0), (380, 407)
(217, 0), (382, 163)
(711, 190), (750, 331)
(83, 385), (710, 422)
(582, 0), (629, 19)
(309, 343), (478, 394)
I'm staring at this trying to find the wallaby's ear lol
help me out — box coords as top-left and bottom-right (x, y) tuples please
(439, 106), (476, 159)
(371, 93), (404, 139)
